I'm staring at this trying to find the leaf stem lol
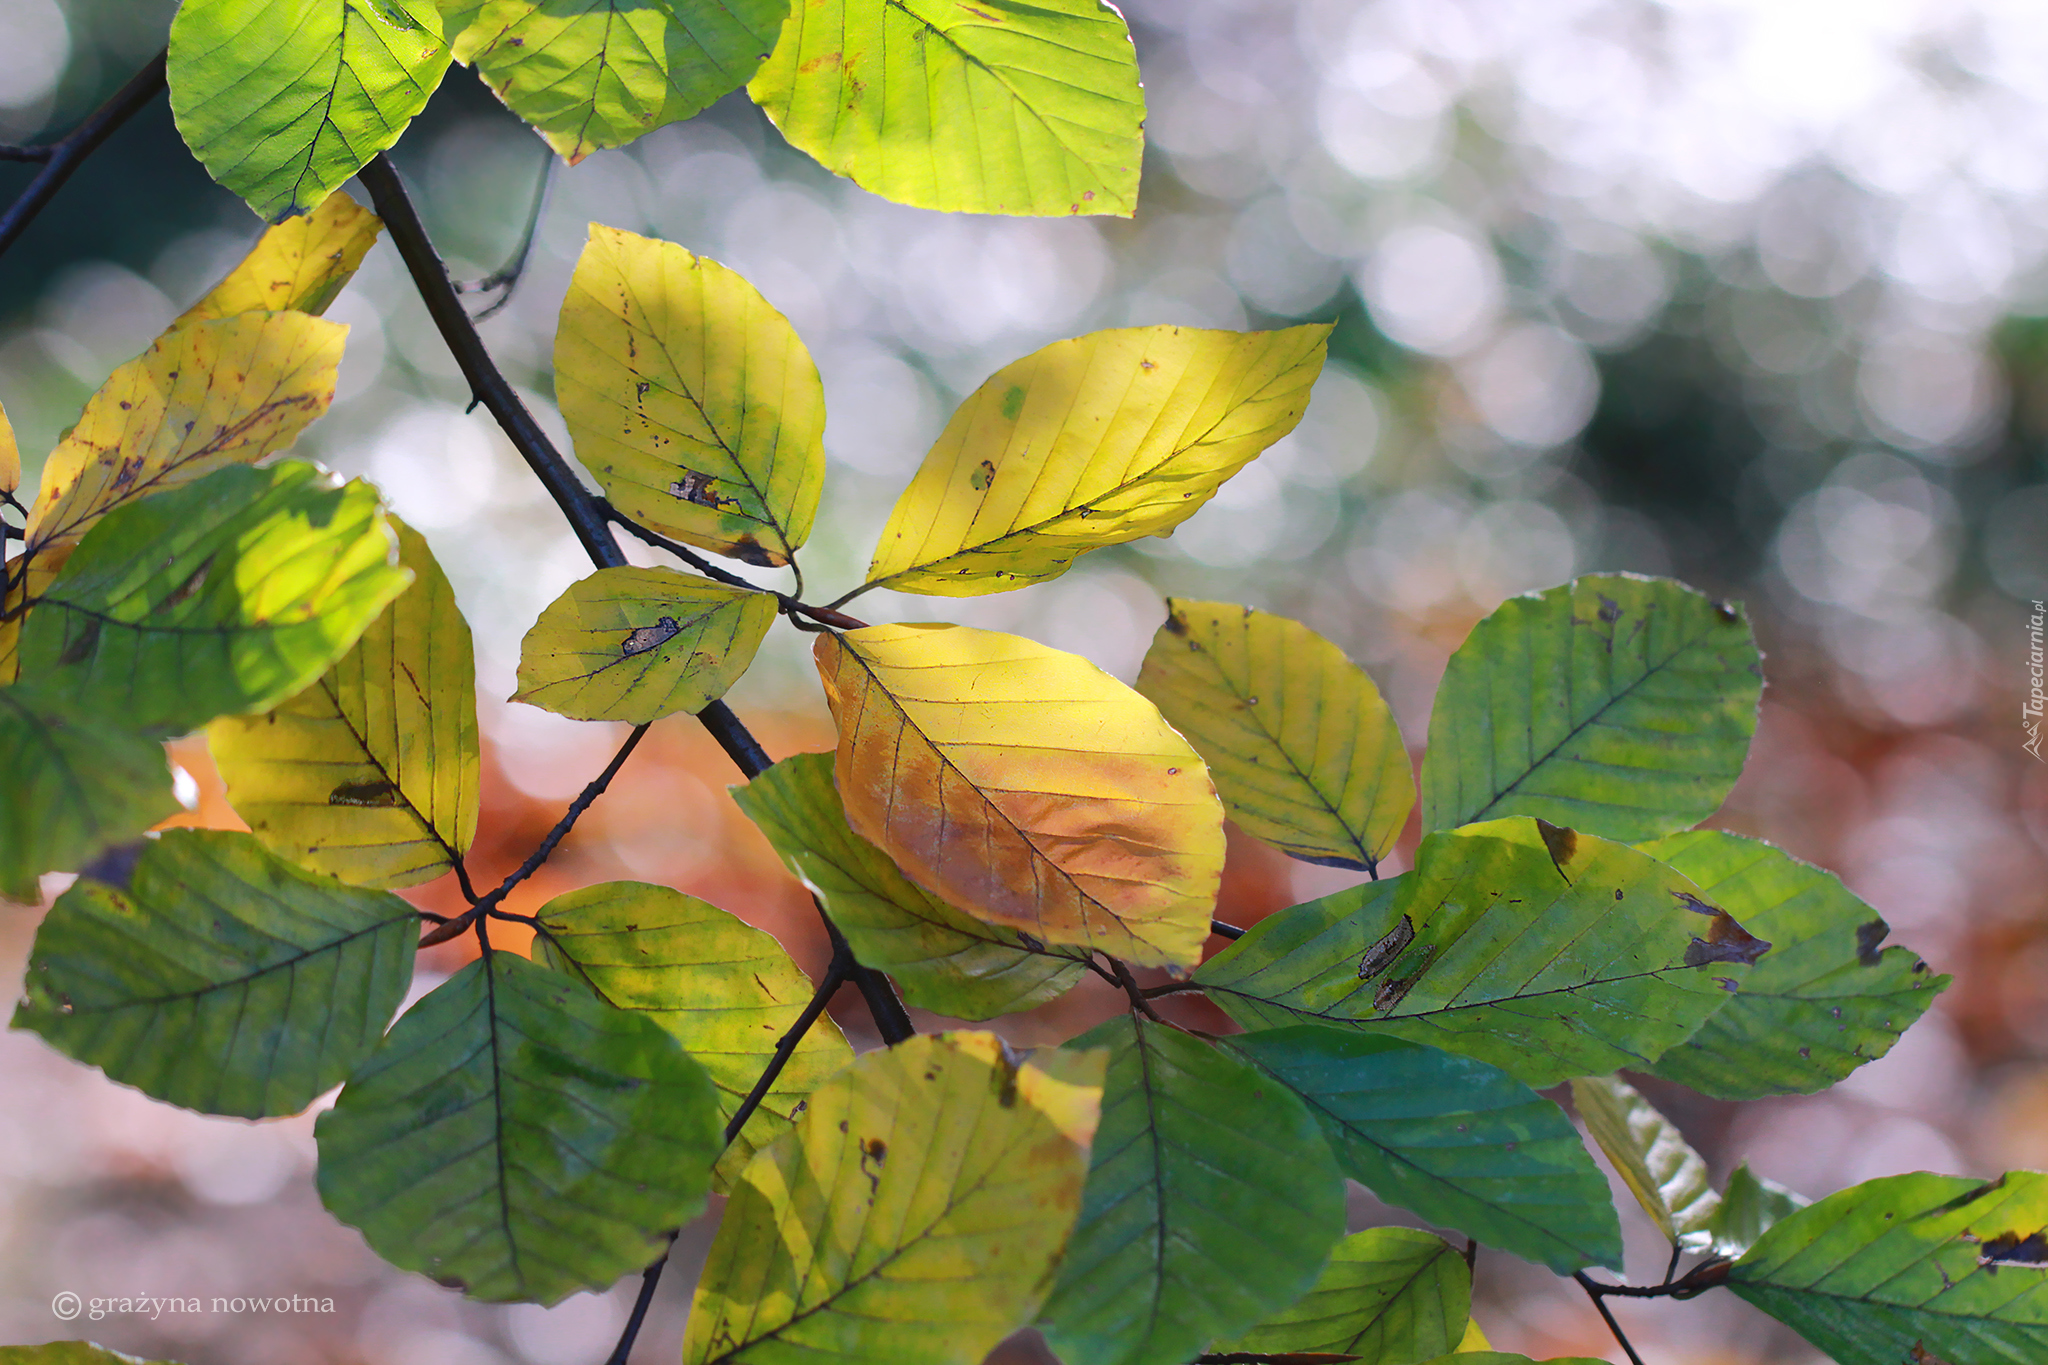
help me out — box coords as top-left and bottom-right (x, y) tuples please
(1574, 1271), (1648, 1365)
(1106, 956), (1163, 1021)
(601, 501), (868, 630)
(0, 51), (167, 261)
(1211, 918), (1245, 940)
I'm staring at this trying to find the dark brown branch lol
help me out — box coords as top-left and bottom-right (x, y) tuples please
(1211, 918), (1245, 940)
(601, 501), (869, 631)
(490, 723), (648, 899)
(1108, 956), (1163, 1021)
(1577, 1260), (1732, 1299)
(0, 51), (168, 261)
(1574, 1272), (1648, 1365)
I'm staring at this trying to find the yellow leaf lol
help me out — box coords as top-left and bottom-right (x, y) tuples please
(207, 519), (479, 889)
(814, 624), (1225, 970)
(1457, 1318), (1493, 1351)
(511, 566), (776, 723)
(175, 190), (382, 328)
(1137, 599), (1414, 873)
(684, 1032), (1103, 1365)
(18, 311), (347, 599)
(861, 324), (1329, 598)
(0, 397), (18, 499)
(555, 225), (824, 567)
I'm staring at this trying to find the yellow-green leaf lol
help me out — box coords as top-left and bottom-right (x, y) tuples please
(532, 880), (854, 1184)
(0, 397), (18, 499)
(175, 190), (383, 327)
(512, 565), (775, 723)
(683, 1031), (1103, 1365)
(208, 519), (479, 889)
(861, 325), (1328, 597)
(556, 225), (824, 567)
(1137, 599), (1413, 873)
(814, 623), (1225, 970)
(1568, 1074), (1719, 1250)
(0, 1344), (183, 1364)
(1212, 1227), (1471, 1363)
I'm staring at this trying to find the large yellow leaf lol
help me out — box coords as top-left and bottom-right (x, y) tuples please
(0, 397), (18, 500)
(207, 519), (479, 889)
(814, 624), (1225, 970)
(555, 225), (824, 567)
(175, 189), (383, 328)
(684, 1031), (1103, 1365)
(859, 324), (1329, 598)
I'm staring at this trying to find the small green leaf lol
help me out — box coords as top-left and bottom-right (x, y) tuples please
(749, 0), (1145, 217)
(1228, 1027), (1621, 1274)
(317, 952), (720, 1304)
(1414, 1355), (1608, 1365)
(512, 566), (775, 723)
(20, 462), (412, 737)
(1640, 829), (1949, 1099)
(1136, 599), (1413, 872)
(1708, 1161), (1809, 1261)
(1209, 1226), (1469, 1364)
(11, 829), (416, 1118)
(532, 880), (853, 1182)
(0, 683), (180, 903)
(1039, 1016), (1346, 1365)
(1728, 1170), (2048, 1365)
(170, 0), (450, 221)
(1568, 1074), (1718, 1251)
(0, 1346), (183, 1365)
(1420, 575), (1762, 842)
(732, 752), (1088, 1019)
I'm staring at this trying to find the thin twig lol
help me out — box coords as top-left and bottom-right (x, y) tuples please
(490, 723), (648, 900)
(605, 1232), (678, 1365)
(0, 52), (168, 261)
(601, 501), (868, 630)
(1108, 957), (1163, 1021)
(1663, 1242), (1683, 1286)
(453, 152), (553, 322)
(1576, 1260), (1731, 1299)
(1210, 918), (1245, 940)
(1574, 1272), (1648, 1365)
(1464, 1238), (1479, 1271)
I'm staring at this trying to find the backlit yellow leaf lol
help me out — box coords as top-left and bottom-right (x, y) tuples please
(0, 397), (18, 498)
(860, 324), (1329, 598)
(684, 1032), (1103, 1365)
(175, 190), (382, 327)
(208, 519), (479, 889)
(556, 225), (824, 567)
(814, 624), (1225, 970)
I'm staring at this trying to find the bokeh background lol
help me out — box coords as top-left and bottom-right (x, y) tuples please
(4, 0), (2046, 1361)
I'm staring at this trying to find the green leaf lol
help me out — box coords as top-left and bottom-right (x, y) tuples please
(20, 462), (412, 737)
(0, 1347), (183, 1365)
(1708, 1161), (1809, 1261)
(556, 225), (824, 567)
(1209, 1226), (1470, 1364)
(512, 566), (775, 724)
(1567, 1074), (1718, 1250)
(11, 829), (416, 1118)
(1039, 1016), (1347, 1365)
(732, 752), (1088, 1019)
(1728, 1170), (2048, 1365)
(1136, 599), (1413, 873)
(531, 880), (853, 1183)
(748, 0), (1145, 217)
(1196, 817), (1768, 1088)
(444, 0), (786, 164)
(0, 683), (180, 903)
(1640, 829), (1949, 1099)
(169, 0), (450, 221)
(1419, 575), (1762, 842)
(684, 1032), (1102, 1365)
(1414, 1355), (1607, 1365)
(1227, 1027), (1621, 1274)
(317, 951), (720, 1304)
(209, 519), (479, 889)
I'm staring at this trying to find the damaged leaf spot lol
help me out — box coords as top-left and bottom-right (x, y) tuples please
(1677, 890), (1771, 967)
(1535, 819), (1577, 880)
(1977, 1229), (2048, 1272)
(329, 779), (404, 807)
(1713, 599), (1741, 623)
(1856, 918), (1890, 966)
(1000, 384), (1026, 420)
(729, 534), (778, 567)
(1356, 915), (1415, 981)
(667, 470), (738, 511)
(621, 616), (681, 657)
(1597, 595), (1621, 624)
(971, 459), (996, 491)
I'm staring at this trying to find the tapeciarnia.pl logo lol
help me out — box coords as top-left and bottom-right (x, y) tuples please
(2027, 599), (2044, 762)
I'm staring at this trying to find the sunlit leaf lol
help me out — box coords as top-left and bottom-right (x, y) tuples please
(1196, 817), (1767, 1087)
(1228, 1026), (1621, 1274)
(1414, 1355), (1605, 1365)
(18, 311), (347, 598)
(532, 880), (853, 1184)
(1708, 1162), (1809, 1262)
(318, 951), (720, 1304)
(748, 0), (1144, 217)
(0, 683), (180, 903)
(208, 519), (479, 889)
(1728, 1170), (2048, 1365)
(733, 752), (1088, 1020)
(863, 325), (1328, 596)
(175, 190), (383, 327)
(815, 623), (1225, 969)
(21, 462), (412, 736)
(11, 830), (416, 1117)
(1419, 575), (1762, 842)
(169, 0), (450, 221)
(0, 396), (18, 498)
(1640, 829), (1949, 1099)
(1567, 1074), (1718, 1251)
(1137, 599), (1413, 872)
(443, 0), (785, 164)
(556, 225), (824, 567)
(684, 1032), (1103, 1365)
(1039, 1016), (1346, 1365)
(0, 1346), (183, 1365)
(1209, 1227), (1470, 1365)
(512, 565), (776, 723)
